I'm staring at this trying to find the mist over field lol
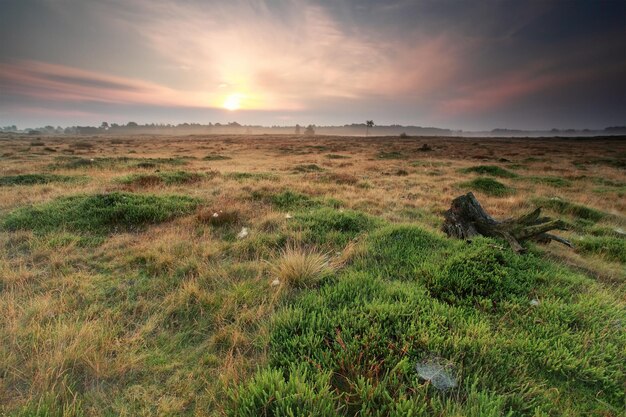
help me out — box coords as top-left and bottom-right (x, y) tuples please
(1, 1), (625, 416)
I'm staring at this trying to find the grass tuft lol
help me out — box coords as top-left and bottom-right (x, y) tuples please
(271, 245), (332, 288)
(534, 197), (606, 222)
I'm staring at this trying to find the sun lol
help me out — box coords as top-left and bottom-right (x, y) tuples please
(223, 93), (244, 111)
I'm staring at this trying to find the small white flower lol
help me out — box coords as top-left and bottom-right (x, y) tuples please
(530, 299), (540, 306)
(212, 212), (219, 217)
(271, 279), (280, 287)
(237, 227), (249, 239)
(285, 213), (293, 219)
(89, 158), (95, 162)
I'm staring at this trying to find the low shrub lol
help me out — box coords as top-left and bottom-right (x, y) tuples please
(428, 240), (533, 304)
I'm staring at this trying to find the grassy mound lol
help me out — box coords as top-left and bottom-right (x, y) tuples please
(534, 197), (606, 222)
(117, 171), (208, 187)
(575, 236), (626, 263)
(0, 173), (83, 186)
(523, 176), (572, 188)
(461, 165), (518, 178)
(460, 177), (514, 196)
(225, 172), (278, 181)
(2, 192), (199, 234)
(428, 240), (534, 305)
(293, 164), (324, 173)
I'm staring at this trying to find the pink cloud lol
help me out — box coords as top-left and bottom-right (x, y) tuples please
(0, 60), (206, 107)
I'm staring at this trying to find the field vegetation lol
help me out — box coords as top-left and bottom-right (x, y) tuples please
(0, 134), (624, 416)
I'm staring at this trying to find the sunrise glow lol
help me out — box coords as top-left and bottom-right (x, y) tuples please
(223, 93), (244, 111)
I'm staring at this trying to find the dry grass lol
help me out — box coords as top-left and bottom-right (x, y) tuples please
(0, 133), (624, 415)
(270, 245), (333, 288)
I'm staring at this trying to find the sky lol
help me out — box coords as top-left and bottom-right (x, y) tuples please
(0, 0), (625, 130)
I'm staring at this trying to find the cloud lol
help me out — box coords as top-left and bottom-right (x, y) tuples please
(0, 59), (209, 107)
(85, 0), (462, 110)
(1, 0), (624, 129)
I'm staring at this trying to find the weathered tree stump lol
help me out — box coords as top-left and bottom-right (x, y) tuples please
(442, 192), (572, 253)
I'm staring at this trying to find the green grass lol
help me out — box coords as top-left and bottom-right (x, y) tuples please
(2, 192), (199, 234)
(250, 189), (344, 212)
(116, 171), (209, 186)
(0, 173), (84, 186)
(534, 197), (607, 222)
(522, 176), (572, 188)
(459, 177), (514, 196)
(294, 208), (377, 247)
(225, 172), (278, 181)
(575, 236), (626, 263)
(233, 224), (625, 416)
(460, 165), (518, 178)
(268, 190), (321, 210)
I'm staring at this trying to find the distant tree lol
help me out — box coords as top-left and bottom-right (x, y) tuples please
(100, 122), (109, 130)
(295, 124), (301, 135)
(304, 124), (315, 136)
(126, 121), (138, 128)
(366, 120), (374, 137)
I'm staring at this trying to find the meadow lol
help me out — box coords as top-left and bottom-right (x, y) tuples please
(0, 134), (624, 416)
